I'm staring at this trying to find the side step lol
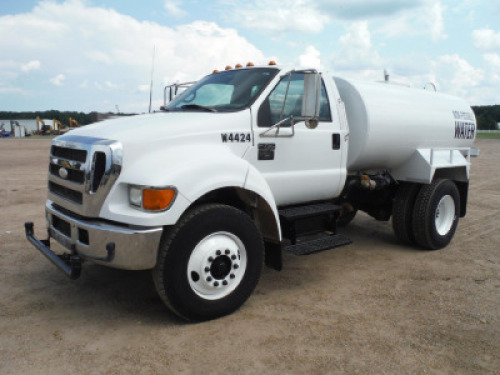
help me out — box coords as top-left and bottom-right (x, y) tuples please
(284, 234), (352, 256)
(279, 202), (342, 221)
(279, 203), (343, 245)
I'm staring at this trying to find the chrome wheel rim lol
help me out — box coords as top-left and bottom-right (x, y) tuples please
(187, 231), (247, 300)
(435, 195), (455, 236)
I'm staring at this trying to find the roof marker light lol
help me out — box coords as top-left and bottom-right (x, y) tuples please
(225, 65), (232, 70)
(246, 62), (254, 66)
(268, 60), (277, 65)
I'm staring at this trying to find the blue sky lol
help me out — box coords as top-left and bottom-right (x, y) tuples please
(1, 0), (499, 113)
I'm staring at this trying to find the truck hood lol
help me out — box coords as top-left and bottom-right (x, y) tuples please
(60, 111), (250, 146)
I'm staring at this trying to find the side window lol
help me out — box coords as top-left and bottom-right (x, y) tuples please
(258, 73), (331, 127)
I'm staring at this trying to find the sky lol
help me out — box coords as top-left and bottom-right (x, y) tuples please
(1, 0), (499, 113)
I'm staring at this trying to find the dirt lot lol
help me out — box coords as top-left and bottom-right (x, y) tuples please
(0, 139), (498, 374)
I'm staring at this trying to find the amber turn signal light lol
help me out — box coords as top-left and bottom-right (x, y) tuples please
(142, 189), (176, 211)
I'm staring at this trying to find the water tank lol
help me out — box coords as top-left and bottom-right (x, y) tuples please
(333, 77), (476, 171)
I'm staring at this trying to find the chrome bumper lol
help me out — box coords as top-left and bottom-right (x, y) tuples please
(40, 200), (163, 271)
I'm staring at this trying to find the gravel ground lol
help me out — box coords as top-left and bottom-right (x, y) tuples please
(0, 138), (498, 374)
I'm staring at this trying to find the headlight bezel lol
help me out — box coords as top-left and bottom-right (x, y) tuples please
(128, 185), (177, 212)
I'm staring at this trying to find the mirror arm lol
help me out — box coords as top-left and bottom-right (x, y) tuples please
(259, 116), (295, 138)
(279, 72), (293, 122)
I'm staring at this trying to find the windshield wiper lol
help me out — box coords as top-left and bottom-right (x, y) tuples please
(180, 104), (217, 112)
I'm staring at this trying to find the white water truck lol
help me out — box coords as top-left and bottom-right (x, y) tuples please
(25, 63), (476, 321)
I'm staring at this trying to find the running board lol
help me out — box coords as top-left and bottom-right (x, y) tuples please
(284, 234), (352, 256)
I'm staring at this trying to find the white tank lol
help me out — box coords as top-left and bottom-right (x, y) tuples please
(333, 77), (476, 171)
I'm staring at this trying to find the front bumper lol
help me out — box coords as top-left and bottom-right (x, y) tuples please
(25, 200), (163, 279)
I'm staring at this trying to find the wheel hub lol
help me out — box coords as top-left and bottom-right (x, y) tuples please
(210, 255), (232, 280)
(187, 232), (247, 300)
(435, 195), (455, 236)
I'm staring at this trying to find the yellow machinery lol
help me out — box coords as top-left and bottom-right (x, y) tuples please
(53, 119), (63, 132)
(69, 117), (79, 128)
(36, 117), (52, 135)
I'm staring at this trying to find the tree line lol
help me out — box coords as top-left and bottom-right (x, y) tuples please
(0, 110), (96, 125)
(0, 110), (134, 126)
(1, 106), (499, 130)
(472, 105), (500, 130)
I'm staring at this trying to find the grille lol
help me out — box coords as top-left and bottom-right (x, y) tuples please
(47, 137), (121, 217)
(49, 164), (85, 184)
(49, 181), (83, 204)
(91, 152), (107, 192)
(51, 145), (87, 163)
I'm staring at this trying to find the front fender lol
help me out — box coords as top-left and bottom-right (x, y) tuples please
(100, 144), (253, 226)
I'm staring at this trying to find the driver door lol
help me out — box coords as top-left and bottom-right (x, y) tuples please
(245, 72), (345, 206)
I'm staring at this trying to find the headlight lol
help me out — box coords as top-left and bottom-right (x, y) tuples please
(129, 186), (176, 211)
(129, 186), (143, 207)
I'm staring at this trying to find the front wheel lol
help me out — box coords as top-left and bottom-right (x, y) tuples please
(152, 204), (264, 321)
(412, 179), (460, 250)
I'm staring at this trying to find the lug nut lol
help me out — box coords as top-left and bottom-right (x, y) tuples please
(233, 264), (239, 269)
(208, 256), (214, 262)
(231, 255), (237, 260)
(206, 276), (212, 282)
(223, 280), (228, 286)
(216, 250), (221, 256)
(225, 249), (230, 255)
(214, 281), (219, 287)
(204, 267), (210, 273)
(230, 274), (235, 279)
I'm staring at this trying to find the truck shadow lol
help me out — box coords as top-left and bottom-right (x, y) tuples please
(59, 265), (186, 325)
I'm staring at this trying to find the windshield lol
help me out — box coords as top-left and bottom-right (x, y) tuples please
(166, 68), (279, 112)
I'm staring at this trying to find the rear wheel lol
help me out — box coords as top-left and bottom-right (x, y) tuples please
(392, 182), (421, 245)
(412, 179), (460, 250)
(153, 204), (263, 321)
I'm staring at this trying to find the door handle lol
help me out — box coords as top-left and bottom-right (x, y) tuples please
(332, 133), (341, 150)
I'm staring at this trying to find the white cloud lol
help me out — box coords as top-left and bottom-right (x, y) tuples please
(164, 1), (186, 17)
(105, 81), (119, 89)
(483, 53), (500, 68)
(226, 0), (426, 33)
(473, 28), (500, 50)
(377, 0), (447, 41)
(228, 0), (330, 34)
(0, 0), (265, 112)
(334, 22), (383, 72)
(0, 85), (24, 94)
(432, 54), (484, 98)
(298, 46), (321, 69)
(340, 21), (372, 50)
(50, 73), (65, 86)
(483, 53), (500, 83)
(319, 0), (425, 19)
(137, 84), (151, 93)
(21, 60), (41, 73)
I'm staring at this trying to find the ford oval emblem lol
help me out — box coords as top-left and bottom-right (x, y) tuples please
(58, 167), (69, 179)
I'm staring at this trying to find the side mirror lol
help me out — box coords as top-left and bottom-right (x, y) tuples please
(301, 73), (321, 126)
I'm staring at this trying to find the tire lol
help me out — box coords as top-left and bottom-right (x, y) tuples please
(412, 179), (460, 250)
(337, 203), (357, 227)
(392, 182), (421, 245)
(152, 204), (264, 321)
